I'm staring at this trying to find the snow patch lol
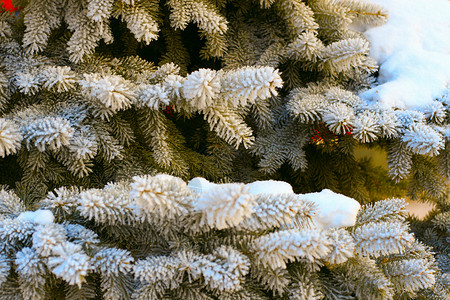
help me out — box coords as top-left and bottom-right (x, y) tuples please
(187, 177), (218, 194)
(300, 189), (361, 230)
(188, 178), (361, 229)
(17, 209), (54, 225)
(357, 0), (450, 110)
(245, 180), (294, 195)
(188, 177), (294, 195)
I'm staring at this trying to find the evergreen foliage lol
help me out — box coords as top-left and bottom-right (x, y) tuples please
(0, 0), (448, 298)
(0, 175), (441, 299)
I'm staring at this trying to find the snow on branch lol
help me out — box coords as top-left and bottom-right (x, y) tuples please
(0, 118), (22, 157)
(321, 37), (373, 73)
(22, 116), (74, 152)
(383, 259), (436, 293)
(0, 175), (437, 297)
(79, 73), (136, 119)
(131, 174), (192, 221)
(401, 123), (444, 156)
(353, 221), (414, 257)
(220, 67), (283, 107)
(252, 229), (331, 269)
(0, 254), (9, 286)
(194, 183), (256, 230)
(182, 69), (220, 109)
(114, 2), (160, 45)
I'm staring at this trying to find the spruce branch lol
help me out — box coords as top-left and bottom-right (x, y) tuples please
(194, 183), (256, 230)
(402, 123), (444, 156)
(356, 198), (408, 226)
(0, 118), (22, 157)
(220, 66), (283, 107)
(383, 259), (436, 293)
(0, 254), (10, 286)
(353, 221), (414, 257)
(113, 1), (160, 45)
(252, 229), (331, 269)
(203, 105), (255, 149)
(0, 189), (26, 216)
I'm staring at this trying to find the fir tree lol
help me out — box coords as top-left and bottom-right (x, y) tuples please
(0, 176), (442, 299)
(0, 0), (448, 298)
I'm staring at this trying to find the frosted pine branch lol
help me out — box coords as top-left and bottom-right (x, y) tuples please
(23, 116), (74, 152)
(182, 69), (220, 109)
(322, 38), (370, 73)
(87, 0), (114, 22)
(0, 218), (35, 245)
(402, 123), (444, 156)
(80, 74), (136, 117)
(353, 221), (414, 257)
(22, 1), (53, 54)
(14, 71), (41, 95)
(136, 83), (171, 109)
(0, 0), (447, 297)
(163, 74), (185, 100)
(0, 254), (9, 286)
(63, 224), (100, 245)
(194, 183), (256, 230)
(237, 194), (316, 231)
(67, 130), (98, 160)
(15, 247), (46, 282)
(325, 87), (363, 108)
(421, 101), (447, 124)
(377, 109), (401, 138)
(322, 103), (355, 135)
(134, 255), (181, 292)
(0, 118), (22, 157)
(0, 71), (9, 111)
(324, 229), (355, 265)
(131, 174), (192, 221)
(287, 93), (326, 123)
(286, 31), (324, 62)
(65, 10), (105, 63)
(167, 0), (190, 30)
(340, 0), (388, 26)
(193, 246), (250, 291)
(220, 67), (283, 107)
(289, 270), (323, 300)
(275, 0), (319, 36)
(116, 4), (159, 45)
(190, 0), (228, 35)
(0, 20), (12, 40)
(356, 198), (408, 226)
(40, 186), (83, 215)
(46, 242), (92, 288)
(353, 111), (381, 143)
(0, 175), (440, 297)
(203, 105), (255, 148)
(0, 189), (26, 216)
(41, 66), (78, 93)
(252, 229), (331, 269)
(32, 224), (66, 257)
(383, 259), (436, 293)
(76, 183), (134, 225)
(387, 139), (413, 181)
(93, 248), (134, 276)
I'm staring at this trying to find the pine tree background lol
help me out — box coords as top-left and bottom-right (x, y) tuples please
(0, 0), (448, 298)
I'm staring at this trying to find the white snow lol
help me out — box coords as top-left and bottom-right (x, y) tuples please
(299, 189), (361, 230)
(357, 0), (450, 110)
(188, 177), (294, 195)
(245, 180), (294, 195)
(187, 177), (218, 194)
(188, 178), (361, 229)
(17, 209), (54, 225)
